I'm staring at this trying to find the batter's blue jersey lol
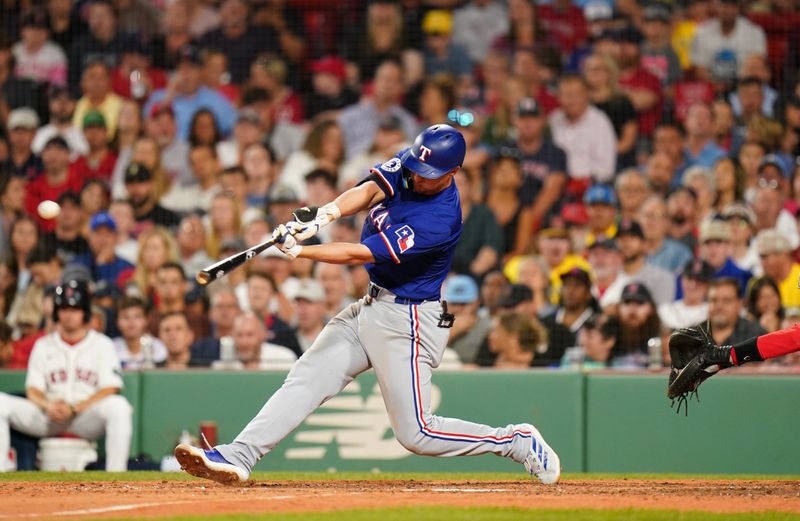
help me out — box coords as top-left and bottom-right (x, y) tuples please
(359, 153), (462, 302)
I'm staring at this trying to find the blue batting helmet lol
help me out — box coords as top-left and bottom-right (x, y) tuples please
(400, 124), (466, 179)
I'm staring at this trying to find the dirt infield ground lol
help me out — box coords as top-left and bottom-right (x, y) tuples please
(1, 478), (799, 520)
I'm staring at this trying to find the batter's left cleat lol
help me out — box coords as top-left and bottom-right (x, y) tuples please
(174, 443), (249, 485)
(521, 424), (561, 485)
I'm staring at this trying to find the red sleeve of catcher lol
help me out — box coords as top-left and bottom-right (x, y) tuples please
(756, 324), (800, 360)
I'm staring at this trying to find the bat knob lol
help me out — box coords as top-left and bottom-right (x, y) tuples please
(196, 271), (212, 286)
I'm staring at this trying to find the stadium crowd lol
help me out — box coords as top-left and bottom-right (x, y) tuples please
(1, 0), (800, 373)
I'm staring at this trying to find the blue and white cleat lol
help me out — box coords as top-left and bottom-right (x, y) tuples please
(174, 443), (249, 485)
(521, 423), (561, 485)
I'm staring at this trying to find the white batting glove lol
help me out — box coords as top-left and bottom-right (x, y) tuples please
(272, 224), (302, 259)
(286, 202), (341, 241)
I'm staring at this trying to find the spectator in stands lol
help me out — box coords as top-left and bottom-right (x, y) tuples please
(666, 186), (699, 251)
(722, 203), (759, 273)
(452, 168), (502, 279)
(538, 0), (587, 56)
(640, 4), (682, 91)
(479, 270), (509, 319)
(755, 229), (800, 308)
(292, 280), (326, 354)
(706, 277), (765, 346)
(612, 26), (663, 140)
(488, 311), (545, 369)
(751, 183), (799, 250)
(123, 163), (180, 230)
(13, 7), (66, 86)
(507, 98), (568, 254)
(615, 170), (650, 222)
(4, 107), (42, 180)
(638, 195), (693, 273)
(305, 56), (359, 120)
(73, 111), (117, 182)
(550, 74), (616, 186)
(188, 109), (222, 149)
(241, 142), (276, 209)
(12, 246), (62, 335)
(511, 46), (560, 116)
(162, 144), (221, 214)
(282, 120), (344, 199)
(538, 225), (592, 307)
(42, 192), (87, 261)
(46, 0), (87, 53)
(339, 60), (418, 160)
(67, 0), (128, 94)
(746, 276), (785, 334)
(176, 214), (212, 278)
(157, 311), (194, 370)
(71, 212), (133, 289)
(418, 75), (456, 129)
(696, 219), (752, 297)
(444, 275), (490, 365)
(712, 156), (745, 215)
(32, 86), (87, 157)
(112, 39), (166, 102)
(228, 312), (297, 370)
(616, 219), (675, 306)
(691, 0), (767, 87)
(130, 227), (179, 299)
(608, 282), (661, 369)
(143, 103), (193, 189)
(25, 137), (82, 232)
(144, 45), (236, 140)
(205, 193), (241, 260)
(485, 151), (526, 256)
(200, 0), (272, 85)
(201, 49), (238, 106)
(713, 98), (736, 151)
(652, 123), (685, 189)
(108, 199), (137, 264)
(564, 312), (616, 369)
(315, 263), (355, 318)
(538, 267), (598, 367)
(0, 320), (12, 368)
(583, 184), (618, 247)
(338, 115), (409, 191)
(644, 152), (675, 197)
(191, 289), (241, 367)
(0, 176), (26, 259)
(240, 86), (305, 162)
(588, 238), (628, 309)
(72, 61), (123, 139)
(79, 180), (110, 225)
(245, 271), (299, 355)
(421, 10), (472, 79)
(217, 109), (264, 169)
(682, 166), (717, 227)
(150, 0), (194, 70)
(658, 259), (712, 331)
(683, 102), (727, 174)
(583, 52), (638, 170)
(5, 215), (38, 301)
(114, 296), (167, 369)
(452, 0), (508, 64)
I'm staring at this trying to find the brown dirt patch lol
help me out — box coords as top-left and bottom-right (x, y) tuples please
(0, 479), (798, 520)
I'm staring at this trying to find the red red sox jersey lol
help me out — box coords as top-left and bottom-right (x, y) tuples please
(25, 330), (124, 405)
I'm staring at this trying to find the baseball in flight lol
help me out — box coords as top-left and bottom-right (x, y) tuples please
(37, 200), (61, 220)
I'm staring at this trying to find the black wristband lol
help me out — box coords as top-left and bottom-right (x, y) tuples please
(731, 336), (763, 365)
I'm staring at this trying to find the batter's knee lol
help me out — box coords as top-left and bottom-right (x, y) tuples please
(394, 428), (439, 457)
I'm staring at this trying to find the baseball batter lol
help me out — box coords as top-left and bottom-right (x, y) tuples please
(0, 280), (132, 472)
(175, 125), (560, 484)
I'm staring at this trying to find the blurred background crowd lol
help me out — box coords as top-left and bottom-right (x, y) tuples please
(1, 0), (800, 372)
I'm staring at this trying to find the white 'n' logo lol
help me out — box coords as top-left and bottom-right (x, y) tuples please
(418, 145), (433, 162)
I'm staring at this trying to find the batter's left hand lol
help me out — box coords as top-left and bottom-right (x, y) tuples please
(273, 224), (302, 259)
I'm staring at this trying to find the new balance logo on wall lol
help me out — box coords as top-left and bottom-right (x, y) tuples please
(286, 381), (442, 459)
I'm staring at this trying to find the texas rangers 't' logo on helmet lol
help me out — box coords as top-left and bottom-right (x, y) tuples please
(400, 124), (466, 179)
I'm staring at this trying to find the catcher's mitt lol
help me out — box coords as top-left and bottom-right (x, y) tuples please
(667, 326), (732, 414)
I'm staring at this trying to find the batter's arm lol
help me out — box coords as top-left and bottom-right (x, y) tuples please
(332, 181), (386, 217)
(297, 243), (375, 265)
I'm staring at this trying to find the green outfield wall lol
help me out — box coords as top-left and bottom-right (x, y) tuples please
(1, 370), (798, 473)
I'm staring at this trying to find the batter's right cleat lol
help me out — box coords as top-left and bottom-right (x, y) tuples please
(174, 443), (249, 485)
(521, 424), (561, 485)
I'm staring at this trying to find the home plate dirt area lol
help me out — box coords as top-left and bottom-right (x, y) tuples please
(0, 479), (799, 519)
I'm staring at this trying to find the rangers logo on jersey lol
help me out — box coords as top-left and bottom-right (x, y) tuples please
(395, 225), (415, 253)
(381, 158), (402, 172)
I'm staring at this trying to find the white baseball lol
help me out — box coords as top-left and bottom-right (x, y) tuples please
(37, 200), (61, 220)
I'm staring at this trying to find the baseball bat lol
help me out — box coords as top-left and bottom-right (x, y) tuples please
(196, 235), (281, 286)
